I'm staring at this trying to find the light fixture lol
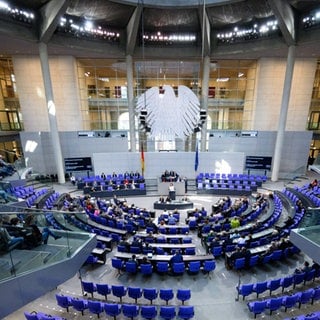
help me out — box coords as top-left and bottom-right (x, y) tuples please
(217, 78), (229, 82)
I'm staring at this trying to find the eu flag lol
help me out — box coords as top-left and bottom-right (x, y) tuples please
(194, 141), (199, 171)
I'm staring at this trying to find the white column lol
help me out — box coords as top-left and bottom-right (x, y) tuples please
(38, 42), (65, 184)
(126, 55), (136, 152)
(200, 56), (210, 151)
(271, 45), (296, 181)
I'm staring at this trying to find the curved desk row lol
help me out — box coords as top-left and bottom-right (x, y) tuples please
(114, 252), (214, 264)
(154, 201), (193, 210)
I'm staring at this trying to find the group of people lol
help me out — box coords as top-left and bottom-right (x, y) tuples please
(0, 155), (16, 177)
(0, 213), (61, 252)
(161, 170), (179, 182)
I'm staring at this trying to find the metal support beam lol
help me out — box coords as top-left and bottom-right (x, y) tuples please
(38, 0), (69, 43)
(268, 0), (296, 46)
(271, 45), (296, 181)
(198, 3), (211, 57)
(126, 5), (143, 56)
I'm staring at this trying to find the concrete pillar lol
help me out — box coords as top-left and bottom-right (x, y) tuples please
(38, 42), (65, 184)
(126, 55), (136, 152)
(271, 45), (296, 181)
(200, 56), (210, 151)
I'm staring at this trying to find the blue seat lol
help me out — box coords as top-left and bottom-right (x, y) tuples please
(122, 304), (139, 319)
(178, 305), (194, 319)
(280, 275), (294, 292)
(157, 262), (169, 274)
(247, 300), (266, 318)
(234, 257), (246, 270)
(211, 246), (223, 258)
(249, 255), (259, 268)
(159, 306), (176, 320)
(298, 288), (314, 308)
(311, 287), (320, 304)
(104, 303), (121, 320)
(203, 260), (216, 278)
(177, 289), (191, 305)
(252, 281), (268, 298)
(143, 288), (158, 304)
(172, 262), (185, 275)
(112, 257), (124, 275)
(265, 297), (283, 315)
(112, 285), (127, 302)
(293, 272), (306, 289)
(88, 300), (104, 318)
(188, 261), (201, 275)
(282, 292), (300, 311)
(185, 247), (196, 255)
(81, 281), (97, 298)
(140, 263), (153, 276)
(128, 286), (143, 303)
(55, 294), (72, 312)
(267, 278), (281, 295)
(96, 283), (111, 299)
(126, 261), (138, 274)
(188, 220), (197, 230)
(304, 269), (316, 284)
(140, 305), (157, 320)
(237, 283), (254, 301)
(71, 297), (88, 316)
(159, 288), (174, 305)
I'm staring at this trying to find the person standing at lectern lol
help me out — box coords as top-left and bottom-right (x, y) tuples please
(168, 183), (176, 201)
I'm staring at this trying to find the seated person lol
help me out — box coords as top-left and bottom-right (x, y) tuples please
(128, 254), (139, 268)
(167, 214), (177, 225)
(295, 260), (311, 274)
(0, 218), (24, 250)
(140, 256), (151, 265)
(24, 214), (61, 246)
(170, 250), (183, 268)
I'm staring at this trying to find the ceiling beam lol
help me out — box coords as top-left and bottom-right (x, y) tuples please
(38, 0), (70, 44)
(268, 0), (296, 46)
(198, 4), (211, 57)
(126, 5), (143, 56)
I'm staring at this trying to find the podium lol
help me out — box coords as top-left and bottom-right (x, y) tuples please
(169, 191), (176, 201)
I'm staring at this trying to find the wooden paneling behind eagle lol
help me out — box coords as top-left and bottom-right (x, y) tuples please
(136, 85), (201, 139)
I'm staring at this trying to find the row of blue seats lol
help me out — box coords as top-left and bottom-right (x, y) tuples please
(112, 258), (216, 276)
(196, 172), (267, 181)
(247, 286), (320, 318)
(56, 293), (194, 319)
(81, 281), (191, 304)
(237, 268), (319, 300)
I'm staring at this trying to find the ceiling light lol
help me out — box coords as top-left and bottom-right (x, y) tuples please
(217, 78), (229, 82)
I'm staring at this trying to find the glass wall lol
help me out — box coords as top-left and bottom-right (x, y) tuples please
(0, 57), (23, 162)
(308, 60), (320, 162)
(77, 58), (257, 149)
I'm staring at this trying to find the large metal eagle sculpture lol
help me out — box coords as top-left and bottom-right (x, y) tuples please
(136, 85), (201, 140)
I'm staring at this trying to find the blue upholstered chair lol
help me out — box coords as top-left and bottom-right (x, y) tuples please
(104, 303), (121, 320)
(177, 289), (191, 305)
(159, 288), (174, 305)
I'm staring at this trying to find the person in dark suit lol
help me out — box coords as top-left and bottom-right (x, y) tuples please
(170, 250), (183, 268)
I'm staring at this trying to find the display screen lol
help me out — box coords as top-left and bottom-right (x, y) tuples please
(64, 157), (92, 172)
(245, 156), (272, 170)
